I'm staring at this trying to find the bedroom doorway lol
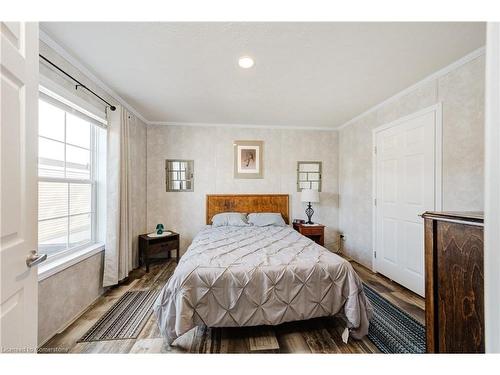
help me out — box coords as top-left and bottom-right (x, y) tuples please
(372, 104), (442, 297)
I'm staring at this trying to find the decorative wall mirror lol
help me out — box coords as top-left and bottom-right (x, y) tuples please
(166, 160), (194, 192)
(297, 161), (322, 192)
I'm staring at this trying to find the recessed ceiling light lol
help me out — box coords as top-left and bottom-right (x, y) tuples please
(238, 56), (254, 69)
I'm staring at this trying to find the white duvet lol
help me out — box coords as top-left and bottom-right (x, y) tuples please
(153, 225), (372, 345)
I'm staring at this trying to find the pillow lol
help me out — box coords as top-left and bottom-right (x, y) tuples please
(247, 213), (286, 227)
(211, 212), (249, 227)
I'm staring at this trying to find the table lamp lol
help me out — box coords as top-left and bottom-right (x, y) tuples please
(301, 189), (320, 224)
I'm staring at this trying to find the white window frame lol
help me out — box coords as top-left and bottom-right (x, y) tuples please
(37, 93), (104, 266)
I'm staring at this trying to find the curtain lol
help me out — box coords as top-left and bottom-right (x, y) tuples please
(103, 106), (134, 287)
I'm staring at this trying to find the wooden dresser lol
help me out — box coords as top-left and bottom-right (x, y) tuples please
(422, 211), (484, 353)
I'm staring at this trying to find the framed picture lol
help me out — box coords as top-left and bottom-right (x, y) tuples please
(233, 140), (263, 179)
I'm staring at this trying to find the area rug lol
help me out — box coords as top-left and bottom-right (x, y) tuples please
(78, 289), (160, 342)
(363, 283), (426, 353)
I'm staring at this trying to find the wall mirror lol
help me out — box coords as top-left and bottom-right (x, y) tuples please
(297, 161), (322, 192)
(166, 160), (194, 192)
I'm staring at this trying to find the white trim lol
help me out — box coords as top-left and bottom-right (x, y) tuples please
(371, 128), (378, 272)
(371, 103), (443, 273)
(434, 104), (443, 212)
(39, 29), (148, 125)
(39, 32), (335, 132)
(148, 121), (337, 131)
(37, 242), (105, 282)
(484, 22), (500, 353)
(39, 29), (485, 133)
(337, 46), (485, 131)
(39, 176), (92, 184)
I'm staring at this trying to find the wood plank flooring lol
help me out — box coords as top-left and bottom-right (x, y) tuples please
(348, 260), (425, 325)
(39, 257), (424, 354)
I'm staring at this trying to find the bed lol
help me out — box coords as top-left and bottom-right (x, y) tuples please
(153, 194), (372, 345)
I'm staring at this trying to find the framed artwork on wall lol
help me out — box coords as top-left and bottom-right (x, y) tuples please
(233, 140), (263, 179)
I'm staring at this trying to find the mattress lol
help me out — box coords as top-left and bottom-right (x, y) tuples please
(153, 225), (372, 345)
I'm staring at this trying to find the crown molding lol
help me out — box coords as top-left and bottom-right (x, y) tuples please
(39, 28), (149, 124)
(39, 28), (485, 132)
(336, 46), (486, 130)
(148, 121), (338, 131)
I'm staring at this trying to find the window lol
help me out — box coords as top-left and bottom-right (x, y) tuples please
(297, 161), (322, 192)
(38, 97), (103, 259)
(165, 160), (194, 191)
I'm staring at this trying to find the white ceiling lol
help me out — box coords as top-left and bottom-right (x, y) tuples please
(40, 22), (485, 128)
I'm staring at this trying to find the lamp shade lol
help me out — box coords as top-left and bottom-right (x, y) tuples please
(301, 189), (319, 203)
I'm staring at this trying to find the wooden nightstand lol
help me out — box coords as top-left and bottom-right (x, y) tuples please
(293, 223), (325, 246)
(138, 232), (180, 272)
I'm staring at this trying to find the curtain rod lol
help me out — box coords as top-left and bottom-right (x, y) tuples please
(39, 54), (116, 111)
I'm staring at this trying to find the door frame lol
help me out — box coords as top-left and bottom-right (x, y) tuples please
(484, 22), (500, 353)
(371, 103), (443, 273)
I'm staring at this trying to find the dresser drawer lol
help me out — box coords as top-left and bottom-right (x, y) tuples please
(161, 239), (179, 252)
(294, 224), (325, 246)
(148, 239), (178, 255)
(299, 226), (323, 235)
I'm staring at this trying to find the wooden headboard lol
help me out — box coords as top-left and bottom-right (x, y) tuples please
(206, 194), (290, 224)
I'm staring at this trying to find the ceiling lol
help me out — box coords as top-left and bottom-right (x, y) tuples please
(40, 22), (485, 128)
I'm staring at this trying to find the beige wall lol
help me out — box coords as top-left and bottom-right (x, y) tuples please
(147, 125), (340, 254)
(37, 42), (148, 345)
(339, 54), (485, 268)
(38, 252), (104, 345)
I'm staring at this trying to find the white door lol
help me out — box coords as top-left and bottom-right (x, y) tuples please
(374, 107), (440, 296)
(0, 22), (41, 353)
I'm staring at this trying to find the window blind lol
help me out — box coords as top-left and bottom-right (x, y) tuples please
(40, 86), (108, 129)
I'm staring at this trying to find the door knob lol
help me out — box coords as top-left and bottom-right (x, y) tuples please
(26, 250), (47, 267)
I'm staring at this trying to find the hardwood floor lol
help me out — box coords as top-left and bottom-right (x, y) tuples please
(39, 258), (424, 354)
(347, 259), (425, 325)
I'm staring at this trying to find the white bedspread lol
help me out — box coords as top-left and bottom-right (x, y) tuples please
(153, 225), (372, 345)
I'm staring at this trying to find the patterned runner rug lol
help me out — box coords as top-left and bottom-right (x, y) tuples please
(78, 289), (160, 342)
(363, 283), (426, 353)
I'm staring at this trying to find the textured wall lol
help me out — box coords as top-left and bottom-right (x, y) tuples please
(339, 54), (485, 268)
(38, 252), (104, 345)
(439, 58), (486, 210)
(147, 125), (340, 254)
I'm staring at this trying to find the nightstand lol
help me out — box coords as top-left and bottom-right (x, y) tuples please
(293, 223), (325, 246)
(138, 232), (180, 272)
